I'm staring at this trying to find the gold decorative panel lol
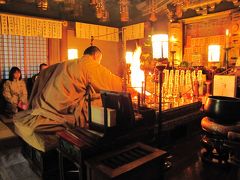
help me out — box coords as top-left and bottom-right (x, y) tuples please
(168, 22), (183, 64)
(183, 15), (232, 66)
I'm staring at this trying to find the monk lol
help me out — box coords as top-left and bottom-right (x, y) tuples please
(14, 46), (122, 151)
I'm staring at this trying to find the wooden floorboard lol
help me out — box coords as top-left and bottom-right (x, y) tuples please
(0, 147), (40, 180)
(165, 134), (240, 180)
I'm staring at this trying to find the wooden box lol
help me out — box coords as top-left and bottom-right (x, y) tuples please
(21, 140), (59, 179)
(85, 143), (167, 180)
(213, 75), (237, 97)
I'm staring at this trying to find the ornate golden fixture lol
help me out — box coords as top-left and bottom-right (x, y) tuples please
(90, 0), (98, 6)
(149, 0), (157, 22)
(93, 0), (109, 21)
(182, 0), (240, 11)
(37, 0), (48, 11)
(96, 0), (105, 19)
(100, 10), (109, 22)
(119, 0), (129, 22)
(0, 0), (7, 4)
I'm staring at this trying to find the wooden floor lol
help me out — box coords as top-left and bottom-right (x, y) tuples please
(165, 135), (240, 180)
(0, 118), (239, 180)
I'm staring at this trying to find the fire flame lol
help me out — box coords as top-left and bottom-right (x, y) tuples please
(130, 46), (144, 93)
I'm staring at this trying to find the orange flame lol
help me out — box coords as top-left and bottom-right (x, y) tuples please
(130, 46), (144, 93)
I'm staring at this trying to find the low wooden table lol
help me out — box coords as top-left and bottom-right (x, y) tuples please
(57, 129), (95, 180)
(57, 124), (166, 180)
(85, 142), (167, 180)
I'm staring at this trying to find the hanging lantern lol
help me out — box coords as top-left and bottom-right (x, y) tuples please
(100, 10), (109, 22)
(96, 1), (103, 19)
(149, 12), (157, 22)
(37, 0), (48, 11)
(149, 0), (157, 22)
(0, 0), (7, 4)
(119, 0), (129, 22)
(90, 0), (98, 6)
(96, 0), (106, 19)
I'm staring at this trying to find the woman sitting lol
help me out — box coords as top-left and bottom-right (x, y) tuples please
(3, 67), (28, 118)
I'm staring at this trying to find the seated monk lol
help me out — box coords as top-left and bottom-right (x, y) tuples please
(13, 46), (123, 152)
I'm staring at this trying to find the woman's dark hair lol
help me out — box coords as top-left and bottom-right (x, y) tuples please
(9, 66), (22, 81)
(83, 46), (101, 55)
(39, 63), (48, 71)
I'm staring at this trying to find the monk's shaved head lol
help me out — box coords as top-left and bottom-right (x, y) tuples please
(83, 46), (101, 55)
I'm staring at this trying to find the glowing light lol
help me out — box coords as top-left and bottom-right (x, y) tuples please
(151, 34), (169, 59)
(0, 0), (7, 4)
(68, 49), (78, 60)
(37, 0), (48, 10)
(125, 51), (133, 64)
(170, 35), (177, 43)
(225, 29), (229, 36)
(208, 45), (220, 62)
(225, 29), (230, 48)
(130, 47), (144, 93)
(170, 35), (177, 50)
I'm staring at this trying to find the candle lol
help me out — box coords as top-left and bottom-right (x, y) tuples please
(161, 43), (163, 58)
(125, 51), (133, 64)
(171, 35), (176, 51)
(225, 29), (229, 48)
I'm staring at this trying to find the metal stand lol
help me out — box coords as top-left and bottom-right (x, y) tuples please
(155, 64), (165, 141)
(156, 65), (165, 122)
(224, 47), (231, 69)
(170, 51), (176, 69)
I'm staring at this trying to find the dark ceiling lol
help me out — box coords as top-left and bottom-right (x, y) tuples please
(0, 0), (166, 27)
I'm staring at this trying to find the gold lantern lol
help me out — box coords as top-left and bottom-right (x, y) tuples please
(37, 0), (48, 11)
(119, 0), (129, 22)
(0, 0), (7, 4)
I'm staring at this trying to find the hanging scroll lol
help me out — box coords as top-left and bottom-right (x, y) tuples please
(76, 22), (119, 42)
(1, 15), (8, 34)
(14, 16), (21, 36)
(19, 17), (26, 36)
(0, 13), (62, 39)
(31, 18), (37, 36)
(8, 16), (15, 35)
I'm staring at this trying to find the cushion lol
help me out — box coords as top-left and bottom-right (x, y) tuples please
(13, 110), (60, 152)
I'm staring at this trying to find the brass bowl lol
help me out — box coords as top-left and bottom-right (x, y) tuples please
(204, 96), (240, 124)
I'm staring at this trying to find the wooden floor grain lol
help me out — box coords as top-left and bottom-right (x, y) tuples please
(165, 135), (240, 180)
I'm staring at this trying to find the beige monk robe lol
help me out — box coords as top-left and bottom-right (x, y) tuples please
(14, 55), (122, 151)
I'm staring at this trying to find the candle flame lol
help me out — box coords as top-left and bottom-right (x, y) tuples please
(171, 35), (177, 43)
(225, 29), (229, 36)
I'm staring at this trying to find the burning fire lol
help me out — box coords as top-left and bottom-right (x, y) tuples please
(130, 46), (145, 93)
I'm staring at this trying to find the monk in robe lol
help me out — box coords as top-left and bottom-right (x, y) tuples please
(13, 46), (122, 151)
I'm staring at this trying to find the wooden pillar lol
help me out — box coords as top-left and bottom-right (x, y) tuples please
(60, 23), (68, 62)
(48, 38), (61, 65)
